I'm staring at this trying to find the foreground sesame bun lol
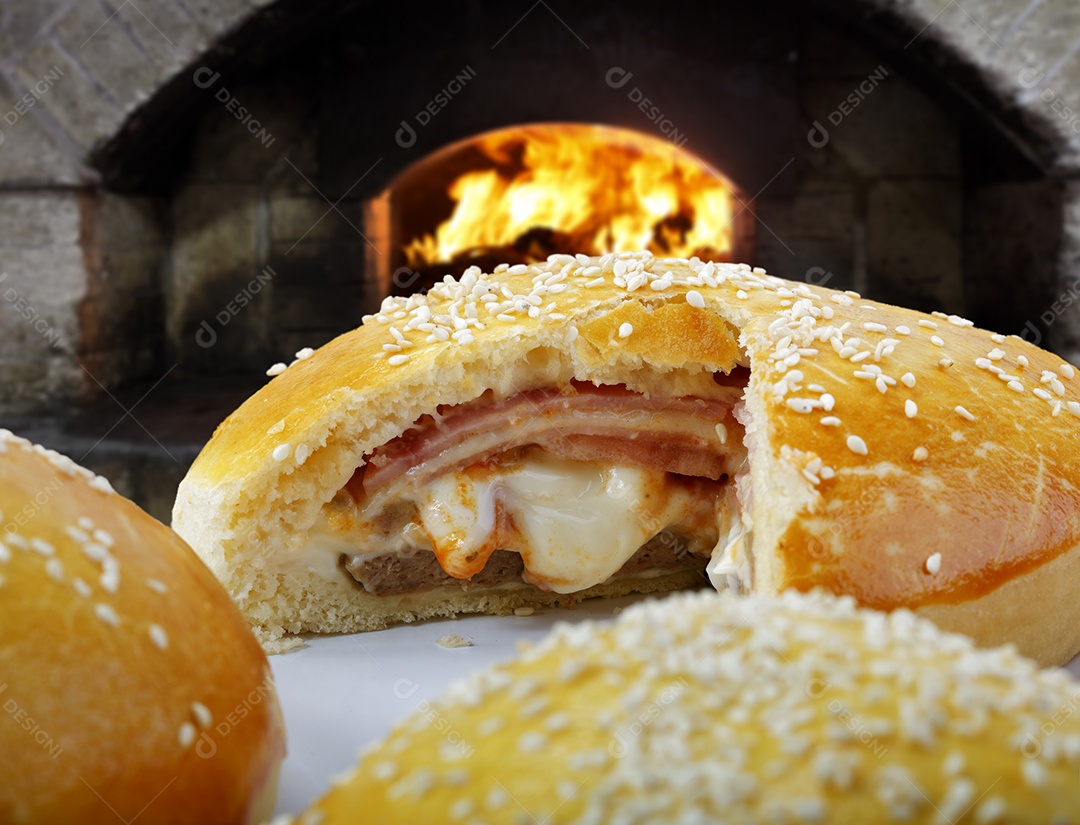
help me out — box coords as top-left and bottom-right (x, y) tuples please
(0, 431), (286, 824)
(290, 590), (1080, 824)
(173, 252), (1080, 664)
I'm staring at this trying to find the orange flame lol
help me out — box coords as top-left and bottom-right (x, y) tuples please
(403, 124), (735, 268)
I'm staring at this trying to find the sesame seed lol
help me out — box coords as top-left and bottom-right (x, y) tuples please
(295, 444), (310, 464)
(1021, 758), (1047, 788)
(820, 416), (842, 427)
(89, 476), (114, 494)
(146, 578), (168, 594)
(786, 398), (816, 414)
(987, 348), (1005, 361)
(975, 358), (992, 370)
(272, 443), (291, 462)
(912, 446), (929, 462)
(939, 357), (954, 368)
(930, 335), (945, 347)
(1007, 381), (1024, 393)
(192, 702), (213, 728)
(905, 400), (917, 418)
(295, 347), (315, 361)
(955, 405), (975, 422)
(863, 322), (888, 333)
(1061, 363), (1075, 379)
(901, 372), (915, 388)
(149, 624), (169, 650)
(1017, 355), (1029, 368)
(925, 553), (942, 574)
(821, 393), (835, 411)
(850, 351), (871, 363)
(895, 325), (911, 335)
(1067, 401), (1080, 417)
(388, 354), (411, 366)
(686, 290), (705, 308)
(566, 326), (579, 343)
(178, 722), (197, 748)
(30, 538), (54, 557)
(518, 732), (546, 752)
(266, 362), (287, 376)
(1034, 388), (1053, 401)
(72, 578), (91, 597)
(846, 435), (868, 456)
(736, 290), (748, 300)
(618, 323), (633, 338)
(990, 333), (1006, 343)
(918, 320), (938, 329)
(45, 558), (64, 582)
(507, 264), (528, 275)
(94, 603), (120, 626)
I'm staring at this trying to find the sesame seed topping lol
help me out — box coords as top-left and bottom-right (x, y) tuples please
(925, 553), (942, 574)
(295, 347), (315, 361)
(954, 405), (975, 422)
(192, 702), (213, 728)
(820, 416), (842, 427)
(1067, 401), (1080, 417)
(295, 444), (311, 464)
(939, 357), (954, 368)
(918, 320), (938, 329)
(72, 578), (91, 598)
(863, 322), (888, 333)
(901, 372), (915, 388)
(912, 446), (929, 462)
(1061, 363), (1075, 379)
(94, 603), (120, 626)
(1034, 388), (1053, 401)
(518, 732), (546, 752)
(930, 335), (945, 347)
(89, 475), (114, 495)
(904, 400), (917, 418)
(388, 354), (411, 366)
(272, 443), (291, 462)
(987, 348), (1005, 361)
(266, 363), (287, 377)
(149, 624), (169, 650)
(45, 557), (64, 582)
(1007, 381), (1024, 393)
(990, 333), (1006, 343)
(736, 290), (748, 300)
(178, 722), (197, 748)
(618, 322), (633, 338)
(1017, 355), (1029, 368)
(786, 398), (816, 414)
(895, 325), (911, 335)
(846, 435), (868, 456)
(146, 579), (168, 594)
(686, 290), (705, 308)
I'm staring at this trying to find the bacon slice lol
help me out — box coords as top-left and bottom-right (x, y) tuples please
(356, 382), (744, 499)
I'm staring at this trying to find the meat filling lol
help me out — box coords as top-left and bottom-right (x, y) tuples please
(317, 380), (750, 597)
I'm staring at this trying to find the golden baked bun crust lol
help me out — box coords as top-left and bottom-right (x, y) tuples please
(291, 590), (1080, 824)
(172, 252), (1080, 663)
(0, 431), (286, 824)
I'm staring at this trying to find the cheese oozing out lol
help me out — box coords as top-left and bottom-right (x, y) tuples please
(412, 451), (714, 593)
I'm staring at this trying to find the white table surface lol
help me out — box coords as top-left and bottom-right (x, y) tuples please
(269, 593), (1080, 816)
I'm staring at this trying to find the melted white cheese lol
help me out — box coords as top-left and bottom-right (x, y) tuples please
(706, 478), (752, 594)
(415, 453), (699, 593)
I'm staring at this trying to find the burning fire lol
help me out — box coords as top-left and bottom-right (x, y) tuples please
(402, 124), (736, 270)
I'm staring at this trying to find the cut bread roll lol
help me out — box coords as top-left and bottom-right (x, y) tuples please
(285, 589), (1080, 824)
(0, 430), (286, 824)
(173, 252), (1080, 663)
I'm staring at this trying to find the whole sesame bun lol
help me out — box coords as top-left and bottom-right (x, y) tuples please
(289, 590), (1080, 824)
(172, 252), (1080, 664)
(0, 431), (286, 824)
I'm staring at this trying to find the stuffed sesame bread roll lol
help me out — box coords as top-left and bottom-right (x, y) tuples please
(172, 252), (1080, 663)
(287, 590), (1080, 824)
(0, 430), (286, 825)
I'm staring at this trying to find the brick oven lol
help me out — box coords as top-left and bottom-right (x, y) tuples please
(0, 0), (1078, 519)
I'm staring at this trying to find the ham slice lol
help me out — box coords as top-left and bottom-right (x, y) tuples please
(356, 381), (745, 500)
